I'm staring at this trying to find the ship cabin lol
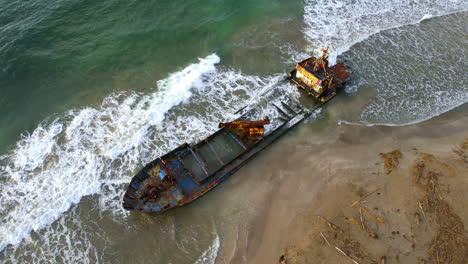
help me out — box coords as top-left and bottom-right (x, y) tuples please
(289, 48), (351, 103)
(294, 57), (328, 99)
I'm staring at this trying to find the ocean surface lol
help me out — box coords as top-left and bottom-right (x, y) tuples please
(0, 0), (467, 263)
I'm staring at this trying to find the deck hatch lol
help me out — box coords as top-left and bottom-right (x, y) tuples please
(207, 131), (245, 163)
(196, 144), (224, 174)
(205, 139), (224, 166)
(178, 148), (212, 183)
(224, 129), (247, 150)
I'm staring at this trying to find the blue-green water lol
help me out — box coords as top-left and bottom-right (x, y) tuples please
(0, 0), (467, 263)
(0, 0), (302, 151)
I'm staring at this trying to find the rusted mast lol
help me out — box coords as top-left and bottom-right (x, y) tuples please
(313, 47), (329, 73)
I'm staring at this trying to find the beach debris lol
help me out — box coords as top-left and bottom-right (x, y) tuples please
(292, 148), (467, 264)
(346, 217), (378, 239)
(318, 216), (377, 263)
(335, 246), (361, 264)
(452, 139), (468, 164)
(318, 215), (340, 231)
(379, 149), (402, 174)
(345, 217), (362, 231)
(350, 187), (380, 207)
(412, 161), (425, 187)
(452, 149), (467, 163)
(359, 207), (365, 230)
(379, 256), (386, 264)
(411, 154), (467, 264)
(414, 212), (421, 225)
(453, 139), (468, 163)
(336, 238), (375, 264)
(462, 139), (468, 150)
(418, 200), (426, 219)
(279, 254), (287, 264)
(359, 206), (389, 227)
(346, 190), (387, 239)
(419, 152), (457, 176)
(320, 232), (331, 247)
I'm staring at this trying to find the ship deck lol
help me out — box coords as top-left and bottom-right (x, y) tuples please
(123, 91), (318, 212)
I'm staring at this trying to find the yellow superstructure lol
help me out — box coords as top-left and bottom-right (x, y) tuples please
(288, 48), (351, 103)
(295, 66), (323, 94)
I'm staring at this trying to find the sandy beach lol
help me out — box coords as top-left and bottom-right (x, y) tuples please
(221, 105), (468, 264)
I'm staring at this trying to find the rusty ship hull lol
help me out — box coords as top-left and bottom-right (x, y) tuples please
(123, 96), (308, 212)
(288, 50), (351, 102)
(123, 49), (351, 213)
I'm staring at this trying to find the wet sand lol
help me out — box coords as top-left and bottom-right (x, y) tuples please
(220, 105), (468, 263)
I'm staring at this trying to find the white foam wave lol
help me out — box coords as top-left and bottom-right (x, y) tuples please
(193, 235), (220, 264)
(0, 54), (220, 252)
(303, 0), (468, 126)
(96, 72), (291, 220)
(0, 53), (291, 261)
(10, 121), (62, 175)
(355, 97), (468, 127)
(0, 206), (105, 264)
(303, 0), (468, 62)
(338, 103), (464, 127)
(346, 14), (467, 126)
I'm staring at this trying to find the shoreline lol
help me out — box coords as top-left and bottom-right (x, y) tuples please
(220, 104), (468, 263)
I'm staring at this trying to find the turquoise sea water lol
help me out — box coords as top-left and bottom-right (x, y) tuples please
(0, 0), (301, 151)
(0, 0), (467, 263)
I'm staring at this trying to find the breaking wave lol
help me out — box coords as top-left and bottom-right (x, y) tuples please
(0, 53), (218, 251)
(303, 0), (468, 63)
(0, 52), (293, 262)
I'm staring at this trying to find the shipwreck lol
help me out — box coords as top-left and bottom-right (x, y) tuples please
(288, 48), (351, 102)
(123, 49), (351, 212)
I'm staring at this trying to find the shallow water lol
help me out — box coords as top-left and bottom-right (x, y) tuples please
(0, 0), (467, 263)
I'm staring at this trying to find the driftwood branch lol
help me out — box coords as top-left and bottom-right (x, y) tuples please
(320, 232), (331, 247)
(335, 246), (360, 264)
(351, 187), (380, 207)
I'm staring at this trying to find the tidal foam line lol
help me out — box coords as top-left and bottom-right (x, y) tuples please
(303, 0), (468, 63)
(193, 235), (220, 264)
